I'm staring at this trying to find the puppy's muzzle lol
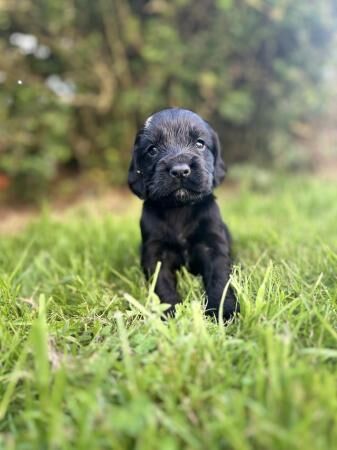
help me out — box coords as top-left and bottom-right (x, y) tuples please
(169, 163), (191, 179)
(160, 152), (198, 178)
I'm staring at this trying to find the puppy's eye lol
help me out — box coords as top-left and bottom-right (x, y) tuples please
(196, 139), (205, 150)
(147, 146), (158, 157)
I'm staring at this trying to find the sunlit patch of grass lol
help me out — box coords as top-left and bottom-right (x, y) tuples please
(0, 176), (336, 449)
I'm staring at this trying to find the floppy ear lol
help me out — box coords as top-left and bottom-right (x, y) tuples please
(210, 128), (227, 187)
(128, 151), (145, 199)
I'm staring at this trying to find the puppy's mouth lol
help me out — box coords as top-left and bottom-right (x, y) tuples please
(169, 187), (210, 205)
(174, 188), (190, 202)
(148, 166), (213, 205)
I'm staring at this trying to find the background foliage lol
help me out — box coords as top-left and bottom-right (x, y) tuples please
(0, 0), (336, 199)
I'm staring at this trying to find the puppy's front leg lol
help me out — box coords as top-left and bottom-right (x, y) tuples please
(192, 245), (239, 320)
(141, 243), (181, 316)
(204, 255), (236, 320)
(204, 253), (238, 320)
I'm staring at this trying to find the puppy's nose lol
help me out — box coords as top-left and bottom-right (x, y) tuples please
(169, 163), (191, 178)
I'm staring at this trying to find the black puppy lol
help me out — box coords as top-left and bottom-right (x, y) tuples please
(128, 108), (239, 320)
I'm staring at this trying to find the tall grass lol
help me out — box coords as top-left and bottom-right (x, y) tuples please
(0, 176), (336, 449)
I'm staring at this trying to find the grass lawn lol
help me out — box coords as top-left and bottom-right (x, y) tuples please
(0, 176), (336, 450)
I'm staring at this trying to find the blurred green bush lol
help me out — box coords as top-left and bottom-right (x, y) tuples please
(0, 0), (336, 199)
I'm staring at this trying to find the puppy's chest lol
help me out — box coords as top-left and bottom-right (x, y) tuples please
(162, 213), (197, 252)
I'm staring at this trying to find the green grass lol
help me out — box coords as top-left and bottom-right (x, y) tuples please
(0, 176), (336, 450)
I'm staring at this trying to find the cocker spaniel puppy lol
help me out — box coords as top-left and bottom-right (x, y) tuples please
(128, 108), (239, 320)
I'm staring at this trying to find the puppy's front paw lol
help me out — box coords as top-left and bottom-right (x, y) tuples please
(205, 292), (240, 322)
(162, 304), (177, 320)
(221, 292), (240, 321)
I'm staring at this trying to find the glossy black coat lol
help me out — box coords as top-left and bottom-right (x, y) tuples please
(128, 108), (239, 319)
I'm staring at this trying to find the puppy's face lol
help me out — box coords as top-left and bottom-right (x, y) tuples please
(128, 108), (226, 205)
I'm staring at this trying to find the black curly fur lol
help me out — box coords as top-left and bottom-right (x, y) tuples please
(128, 108), (239, 320)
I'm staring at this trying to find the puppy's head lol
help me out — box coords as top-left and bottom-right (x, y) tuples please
(128, 108), (226, 205)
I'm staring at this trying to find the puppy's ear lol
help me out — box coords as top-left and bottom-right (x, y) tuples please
(211, 129), (227, 187)
(128, 152), (145, 199)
